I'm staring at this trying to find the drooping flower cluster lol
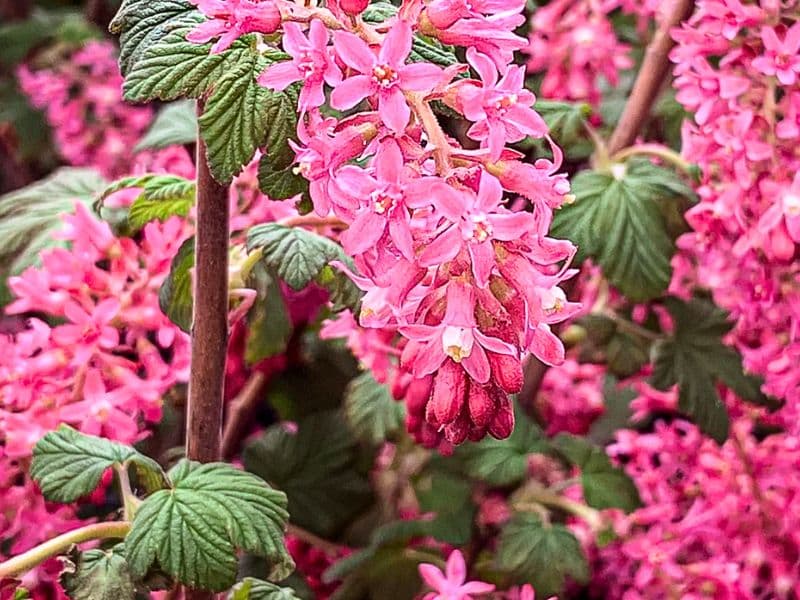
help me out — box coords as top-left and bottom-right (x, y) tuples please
(17, 41), (154, 178)
(524, 0), (635, 105)
(210, 0), (581, 449)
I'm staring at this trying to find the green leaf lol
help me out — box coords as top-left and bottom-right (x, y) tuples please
(551, 159), (695, 302)
(455, 406), (549, 486)
(414, 471), (475, 545)
(650, 297), (778, 442)
(258, 156), (309, 201)
(229, 578), (301, 600)
(121, 22), (253, 102)
(587, 377), (636, 445)
(135, 100), (197, 152)
(496, 513), (589, 597)
(245, 264), (293, 365)
(100, 173), (196, 231)
(125, 460), (293, 592)
(60, 545), (136, 600)
(535, 100), (590, 146)
(31, 425), (168, 503)
(243, 411), (373, 539)
(159, 237), (194, 332)
(111, 0), (198, 77)
(554, 434), (641, 513)
(199, 55), (298, 183)
(247, 224), (363, 311)
(0, 168), (106, 299)
(344, 372), (405, 446)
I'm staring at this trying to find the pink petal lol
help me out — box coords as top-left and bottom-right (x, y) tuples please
(463, 342), (491, 383)
(308, 18), (329, 49)
(475, 330), (516, 355)
(445, 550), (467, 584)
(444, 281), (476, 325)
(468, 240), (495, 287)
(489, 211), (534, 240)
(341, 210), (385, 255)
(331, 74), (374, 110)
(282, 21), (308, 56)
(389, 212), (415, 261)
(399, 62), (445, 92)
(466, 47), (498, 87)
(376, 139), (403, 184)
(528, 323), (565, 366)
(379, 21), (412, 67)
(476, 172), (503, 211)
(258, 61), (301, 91)
(333, 31), (375, 73)
(419, 564), (447, 591)
(186, 20), (228, 44)
(420, 226), (462, 266)
(94, 298), (121, 324)
(379, 86), (411, 132)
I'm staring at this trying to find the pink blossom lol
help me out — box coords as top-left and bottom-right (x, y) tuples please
(418, 549), (495, 600)
(259, 20), (342, 112)
(188, 0), (281, 54)
(452, 48), (547, 160)
(421, 171), (535, 287)
(752, 24), (800, 85)
(331, 22), (444, 131)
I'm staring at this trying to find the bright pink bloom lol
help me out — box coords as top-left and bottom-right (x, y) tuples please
(418, 549), (495, 600)
(752, 24), (800, 85)
(51, 299), (120, 365)
(259, 20), (342, 112)
(335, 139), (442, 260)
(426, 0), (525, 30)
(331, 22), (444, 131)
(188, 0), (280, 54)
(454, 48), (547, 159)
(400, 282), (515, 384)
(420, 171), (535, 287)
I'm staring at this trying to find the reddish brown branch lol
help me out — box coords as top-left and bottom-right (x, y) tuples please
(184, 102), (230, 600)
(186, 102), (229, 465)
(606, 0), (695, 155)
(221, 371), (268, 460)
(519, 0), (695, 414)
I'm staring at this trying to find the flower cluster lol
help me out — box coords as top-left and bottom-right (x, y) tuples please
(0, 203), (191, 591)
(17, 41), (153, 178)
(669, 0), (800, 434)
(202, 0), (581, 449)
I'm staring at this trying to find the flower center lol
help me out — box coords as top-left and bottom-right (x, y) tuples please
(784, 192), (800, 216)
(442, 326), (474, 362)
(372, 64), (398, 88)
(469, 215), (492, 242)
(494, 94), (518, 113)
(298, 51), (316, 75)
(371, 188), (401, 214)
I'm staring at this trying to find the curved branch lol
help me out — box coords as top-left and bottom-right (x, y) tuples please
(0, 522), (131, 579)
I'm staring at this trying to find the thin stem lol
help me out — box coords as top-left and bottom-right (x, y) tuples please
(115, 464), (140, 521)
(611, 143), (694, 173)
(407, 93), (452, 173)
(278, 214), (347, 229)
(221, 371), (268, 459)
(286, 524), (345, 556)
(606, 0), (695, 155)
(603, 310), (662, 342)
(514, 486), (604, 532)
(0, 522), (131, 579)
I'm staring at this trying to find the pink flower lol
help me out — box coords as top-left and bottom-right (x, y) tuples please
(426, 0), (526, 30)
(335, 139), (442, 260)
(58, 369), (139, 440)
(752, 23), (800, 85)
(51, 299), (120, 365)
(400, 282), (515, 384)
(418, 549), (495, 600)
(331, 22), (444, 132)
(188, 0), (281, 54)
(259, 20), (342, 112)
(454, 48), (547, 159)
(420, 171), (535, 287)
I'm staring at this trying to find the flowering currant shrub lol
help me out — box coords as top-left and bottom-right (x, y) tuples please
(0, 0), (798, 598)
